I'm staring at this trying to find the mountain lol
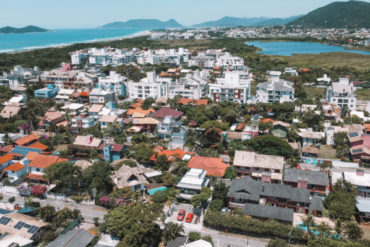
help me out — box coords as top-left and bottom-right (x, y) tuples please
(193, 16), (302, 28)
(289, 0), (370, 28)
(0, 25), (48, 34)
(101, 19), (183, 29)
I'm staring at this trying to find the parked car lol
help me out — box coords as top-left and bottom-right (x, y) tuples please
(185, 213), (194, 223)
(177, 209), (186, 221)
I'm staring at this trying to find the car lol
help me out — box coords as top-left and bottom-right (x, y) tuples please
(185, 213), (194, 223)
(177, 209), (186, 221)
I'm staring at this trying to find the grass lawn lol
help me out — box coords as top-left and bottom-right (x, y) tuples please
(276, 52), (370, 71)
(304, 87), (326, 100)
(356, 88), (370, 101)
(54, 144), (69, 152)
(319, 145), (337, 159)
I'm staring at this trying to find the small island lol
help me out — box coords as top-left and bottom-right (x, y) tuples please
(0, 25), (48, 34)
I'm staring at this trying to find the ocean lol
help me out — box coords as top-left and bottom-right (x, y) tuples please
(247, 41), (370, 56)
(0, 28), (147, 53)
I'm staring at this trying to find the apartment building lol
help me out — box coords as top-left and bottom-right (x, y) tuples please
(126, 72), (169, 100)
(255, 77), (295, 103)
(326, 78), (357, 111)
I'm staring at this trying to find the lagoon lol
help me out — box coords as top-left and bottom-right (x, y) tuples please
(247, 41), (370, 56)
(0, 28), (147, 53)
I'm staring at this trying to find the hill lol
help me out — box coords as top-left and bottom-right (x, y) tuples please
(194, 16), (301, 27)
(0, 25), (48, 34)
(101, 19), (183, 29)
(289, 0), (370, 28)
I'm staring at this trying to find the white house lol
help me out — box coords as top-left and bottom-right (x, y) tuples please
(4, 158), (29, 183)
(89, 88), (115, 104)
(176, 168), (210, 200)
(255, 77), (295, 103)
(126, 72), (169, 100)
(96, 71), (126, 98)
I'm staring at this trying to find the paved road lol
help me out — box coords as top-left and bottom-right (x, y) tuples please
(0, 191), (108, 223)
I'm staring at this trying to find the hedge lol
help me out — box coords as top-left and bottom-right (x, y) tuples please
(203, 211), (306, 243)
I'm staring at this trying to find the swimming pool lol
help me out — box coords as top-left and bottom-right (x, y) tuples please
(148, 186), (167, 195)
(301, 158), (325, 165)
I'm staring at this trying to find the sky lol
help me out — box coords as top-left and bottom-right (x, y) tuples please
(1, 0), (370, 29)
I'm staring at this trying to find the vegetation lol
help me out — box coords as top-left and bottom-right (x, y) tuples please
(246, 135), (296, 158)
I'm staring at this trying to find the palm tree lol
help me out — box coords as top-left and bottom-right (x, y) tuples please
(302, 214), (316, 240)
(314, 222), (332, 238)
(162, 222), (184, 245)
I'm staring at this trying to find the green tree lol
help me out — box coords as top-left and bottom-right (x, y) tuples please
(344, 221), (363, 241)
(190, 187), (211, 208)
(37, 205), (56, 222)
(82, 161), (113, 197)
(188, 232), (201, 242)
(162, 173), (176, 187)
(106, 203), (161, 247)
(315, 222), (332, 238)
(133, 144), (153, 163)
(302, 214), (316, 240)
(156, 154), (169, 171)
(333, 132), (350, 159)
(267, 239), (288, 247)
(224, 167), (237, 179)
(246, 135), (296, 158)
(142, 97), (154, 110)
(161, 222), (184, 245)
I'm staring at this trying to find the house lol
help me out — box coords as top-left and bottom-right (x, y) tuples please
(0, 153), (15, 170)
(187, 156), (228, 177)
(151, 146), (187, 163)
(233, 151), (284, 183)
(98, 143), (126, 162)
(271, 121), (290, 138)
(46, 229), (95, 247)
(88, 104), (104, 118)
(156, 116), (187, 148)
(10, 146), (43, 158)
(299, 130), (323, 147)
(39, 111), (65, 128)
(89, 88), (114, 104)
(73, 135), (102, 149)
(111, 165), (154, 191)
(0, 103), (21, 119)
(317, 74), (331, 86)
(227, 176), (322, 215)
(208, 71), (252, 104)
(99, 115), (118, 129)
(26, 152), (67, 183)
(15, 134), (39, 147)
(132, 117), (160, 132)
(326, 78), (357, 111)
(34, 84), (59, 98)
(332, 170), (370, 198)
(176, 168), (210, 200)
(178, 98), (208, 106)
(283, 168), (329, 196)
(152, 107), (183, 120)
(243, 203), (294, 224)
(5, 159), (30, 183)
(71, 116), (96, 130)
(356, 197), (370, 222)
(55, 89), (75, 103)
(301, 146), (320, 158)
(0, 211), (48, 246)
(96, 71), (126, 98)
(255, 78), (295, 103)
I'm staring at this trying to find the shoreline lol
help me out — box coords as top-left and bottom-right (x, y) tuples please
(1, 30), (152, 54)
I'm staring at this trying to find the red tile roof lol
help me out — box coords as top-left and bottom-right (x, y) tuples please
(178, 98), (208, 106)
(151, 148), (186, 162)
(15, 134), (39, 146)
(0, 145), (14, 153)
(26, 152), (67, 169)
(152, 107), (183, 119)
(28, 142), (49, 151)
(0, 154), (14, 164)
(187, 156), (228, 177)
(5, 162), (25, 172)
(27, 173), (47, 181)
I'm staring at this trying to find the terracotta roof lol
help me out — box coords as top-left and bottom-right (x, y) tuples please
(178, 98), (208, 106)
(126, 107), (154, 117)
(5, 162), (25, 172)
(45, 111), (64, 122)
(152, 107), (183, 119)
(260, 118), (274, 124)
(364, 124), (370, 132)
(302, 146), (319, 155)
(15, 134), (39, 146)
(0, 153), (14, 164)
(28, 142), (49, 151)
(27, 173), (47, 181)
(187, 156), (228, 177)
(26, 153), (67, 169)
(0, 145), (14, 153)
(151, 148), (186, 162)
(132, 117), (160, 125)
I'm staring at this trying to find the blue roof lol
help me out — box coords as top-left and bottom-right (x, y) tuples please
(17, 206), (36, 214)
(0, 209), (13, 215)
(11, 146), (42, 157)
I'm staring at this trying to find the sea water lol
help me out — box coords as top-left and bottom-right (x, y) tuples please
(0, 28), (147, 53)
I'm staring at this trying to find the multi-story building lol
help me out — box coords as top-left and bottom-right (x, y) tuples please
(208, 71), (252, 104)
(89, 88), (114, 104)
(126, 72), (169, 100)
(167, 72), (208, 99)
(96, 71), (126, 98)
(215, 53), (244, 70)
(255, 77), (295, 103)
(326, 78), (357, 111)
(233, 151), (284, 183)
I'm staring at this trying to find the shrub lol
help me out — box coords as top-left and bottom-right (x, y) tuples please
(93, 217), (100, 227)
(71, 195), (84, 203)
(8, 196), (15, 203)
(188, 232), (201, 242)
(41, 230), (57, 242)
(152, 190), (168, 203)
(209, 199), (223, 212)
(267, 239), (288, 247)
(204, 211), (305, 243)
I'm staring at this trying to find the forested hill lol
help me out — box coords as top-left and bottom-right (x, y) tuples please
(0, 25), (48, 34)
(289, 0), (370, 28)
